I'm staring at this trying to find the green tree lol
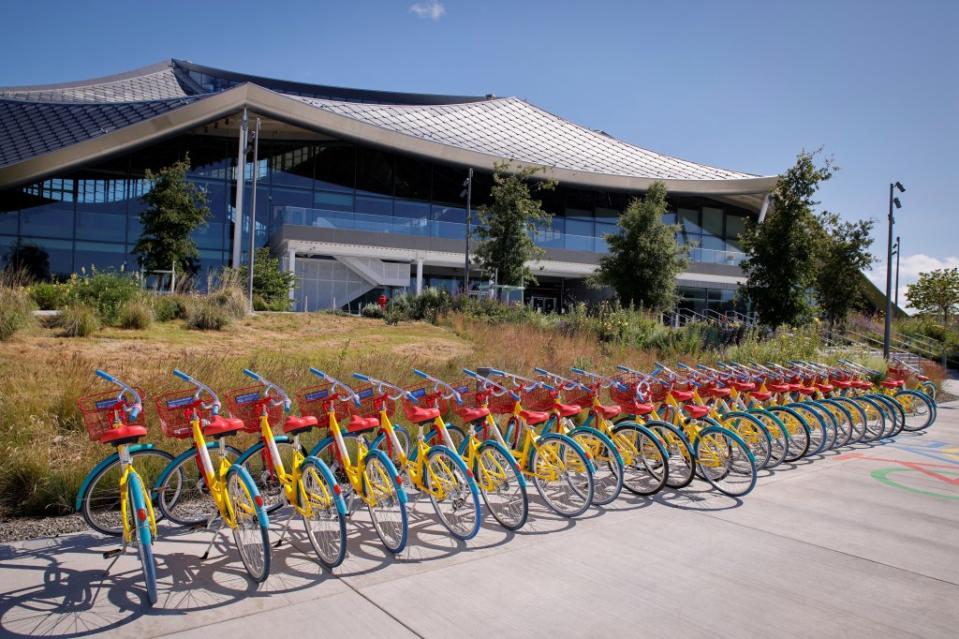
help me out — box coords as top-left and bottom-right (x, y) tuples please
(813, 212), (874, 329)
(473, 163), (556, 286)
(906, 268), (959, 325)
(133, 156), (209, 276)
(741, 151), (833, 327)
(593, 182), (687, 310)
(237, 248), (296, 311)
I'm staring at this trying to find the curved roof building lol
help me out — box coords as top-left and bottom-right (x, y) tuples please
(0, 60), (777, 313)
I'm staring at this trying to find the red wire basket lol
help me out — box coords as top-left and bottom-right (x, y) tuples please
(561, 383), (596, 409)
(437, 380), (491, 419)
(155, 389), (209, 439)
(225, 385), (284, 433)
(520, 385), (559, 412)
(486, 385), (520, 415)
(78, 387), (146, 442)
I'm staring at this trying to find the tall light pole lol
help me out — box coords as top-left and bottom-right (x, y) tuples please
(460, 167), (473, 296)
(230, 109), (249, 268)
(246, 117), (261, 313)
(893, 236), (901, 309)
(883, 181), (905, 359)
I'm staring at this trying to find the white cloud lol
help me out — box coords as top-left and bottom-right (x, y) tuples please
(866, 253), (959, 313)
(409, 1), (446, 20)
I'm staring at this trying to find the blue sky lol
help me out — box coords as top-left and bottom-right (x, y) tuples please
(1, 0), (955, 302)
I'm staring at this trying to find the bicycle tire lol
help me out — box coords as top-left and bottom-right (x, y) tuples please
(642, 420), (696, 488)
(747, 408), (789, 468)
(425, 445), (482, 540)
(895, 389), (936, 432)
(474, 439), (528, 530)
(298, 456), (348, 569)
(79, 447), (173, 536)
(694, 426), (757, 497)
(363, 449), (409, 554)
(719, 411), (772, 468)
(610, 421), (670, 495)
(567, 425), (624, 505)
(155, 443), (242, 527)
(225, 465), (271, 583)
(787, 403), (828, 455)
(531, 433), (594, 517)
(830, 396), (868, 444)
(819, 399), (854, 448)
(856, 395), (887, 441)
(127, 472), (158, 606)
(239, 438), (302, 515)
(766, 406), (810, 461)
(868, 394), (903, 438)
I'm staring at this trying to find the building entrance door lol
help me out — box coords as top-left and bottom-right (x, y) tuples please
(530, 296), (557, 313)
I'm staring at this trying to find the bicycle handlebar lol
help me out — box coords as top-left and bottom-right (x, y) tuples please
(96, 369), (143, 421)
(534, 367), (584, 390)
(243, 369), (292, 413)
(410, 368), (463, 404)
(351, 371), (416, 402)
(463, 368), (520, 401)
(171, 368), (221, 415)
(309, 368), (362, 407)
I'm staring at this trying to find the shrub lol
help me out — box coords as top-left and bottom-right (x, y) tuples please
(253, 293), (291, 312)
(0, 286), (35, 340)
(29, 281), (70, 310)
(187, 299), (231, 330)
(385, 293), (413, 323)
(58, 303), (100, 337)
(413, 287), (453, 323)
(210, 285), (247, 319)
(118, 298), (154, 329)
(361, 302), (385, 318)
(68, 271), (140, 325)
(152, 294), (192, 321)
(233, 248), (295, 310)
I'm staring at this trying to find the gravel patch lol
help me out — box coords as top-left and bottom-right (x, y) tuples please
(0, 511), (87, 544)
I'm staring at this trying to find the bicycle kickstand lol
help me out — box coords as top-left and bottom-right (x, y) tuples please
(101, 540), (128, 575)
(200, 517), (224, 561)
(273, 509), (296, 548)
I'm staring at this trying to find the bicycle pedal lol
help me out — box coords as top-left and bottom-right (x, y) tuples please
(102, 548), (122, 559)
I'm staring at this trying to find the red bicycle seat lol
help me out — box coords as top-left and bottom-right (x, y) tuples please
(796, 386), (816, 396)
(554, 402), (582, 418)
(457, 406), (490, 422)
(767, 383), (791, 394)
(918, 374), (929, 382)
(751, 390), (772, 402)
(520, 409), (550, 425)
(853, 379), (873, 389)
(346, 415), (380, 432)
(706, 386), (731, 399)
(731, 381), (755, 392)
(204, 415), (245, 437)
(283, 415), (318, 434)
(816, 383), (834, 394)
(831, 379), (852, 389)
(683, 404), (710, 419)
(621, 400), (653, 416)
(594, 403), (621, 419)
(99, 424), (148, 445)
(671, 389), (695, 402)
(404, 405), (441, 424)
(881, 379), (905, 388)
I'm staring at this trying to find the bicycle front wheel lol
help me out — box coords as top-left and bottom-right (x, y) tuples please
(126, 472), (158, 606)
(363, 450), (408, 554)
(694, 427), (757, 497)
(225, 466), (271, 583)
(767, 406), (810, 461)
(895, 390), (936, 431)
(475, 440), (528, 530)
(531, 434), (594, 517)
(569, 426), (623, 505)
(299, 457), (347, 569)
(719, 412), (772, 468)
(425, 446), (482, 541)
(80, 448), (173, 536)
(610, 422), (669, 495)
(643, 420), (695, 488)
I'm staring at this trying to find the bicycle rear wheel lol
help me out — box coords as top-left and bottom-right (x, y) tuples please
(719, 412), (772, 468)
(425, 446), (482, 540)
(767, 406), (810, 461)
(694, 427), (757, 497)
(363, 450), (408, 554)
(857, 396), (887, 441)
(299, 457), (347, 569)
(126, 472), (158, 605)
(80, 448), (173, 536)
(474, 440), (528, 530)
(568, 425), (624, 505)
(225, 466), (271, 583)
(831, 397), (868, 444)
(748, 409), (789, 468)
(788, 403), (828, 455)
(895, 390), (935, 432)
(643, 420), (695, 488)
(530, 434), (594, 517)
(611, 422), (669, 495)
(241, 439), (300, 514)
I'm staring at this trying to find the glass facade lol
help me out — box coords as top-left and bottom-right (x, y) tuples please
(0, 124), (754, 282)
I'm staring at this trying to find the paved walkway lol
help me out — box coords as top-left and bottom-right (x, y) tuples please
(2, 402), (958, 638)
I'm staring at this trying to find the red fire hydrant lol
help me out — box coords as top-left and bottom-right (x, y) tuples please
(377, 294), (388, 310)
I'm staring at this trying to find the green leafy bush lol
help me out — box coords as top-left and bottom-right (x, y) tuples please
(152, 294), (192, 321)
(57, 304), (100, 337)
(253, 293), (291, 312)
(29, 282), (71, 310)
(0, 286), (35, 340)
(361, 302), (385, 318)
(118, 298), (154, 329)
(68, 271), (140, 325)
(234, 248), (295, 310)
(187, 299), (231, 330)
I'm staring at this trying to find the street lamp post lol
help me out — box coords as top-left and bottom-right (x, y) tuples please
(893, 236), (901, 309)
(882, 181), (905, 359)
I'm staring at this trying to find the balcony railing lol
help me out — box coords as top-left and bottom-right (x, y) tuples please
(276, 206), (745, 265)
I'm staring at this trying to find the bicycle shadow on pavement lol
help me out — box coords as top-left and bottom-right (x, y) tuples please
(652, 485), (744, 512)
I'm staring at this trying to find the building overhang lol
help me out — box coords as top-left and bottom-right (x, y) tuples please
(0, 84), (777, 210)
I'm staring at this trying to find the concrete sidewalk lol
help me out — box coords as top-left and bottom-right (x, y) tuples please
(2, 402), (958, 639)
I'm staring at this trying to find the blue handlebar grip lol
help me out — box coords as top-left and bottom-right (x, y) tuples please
(173, 369), (191, 382)
(490, 368), (506, 376)
(95, 369), (115, 383)
(353, 372), (370, 381)
(655, 361), (666, 368)
(309, 367), (326, 379)
(677, 362), (689, 369)
(509, 391), (520, 402)
(413, 369), (428, 379)
(129, 406), (141, 421)
(243, 369), (260, 381)
(463, 368), (477, 378)
(571, 367), (586, 375)
(616, 365), (630, 372)
(405, 391), (418, 401)
(533, 367), (549, 375)
(541, 382), (556, 391)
